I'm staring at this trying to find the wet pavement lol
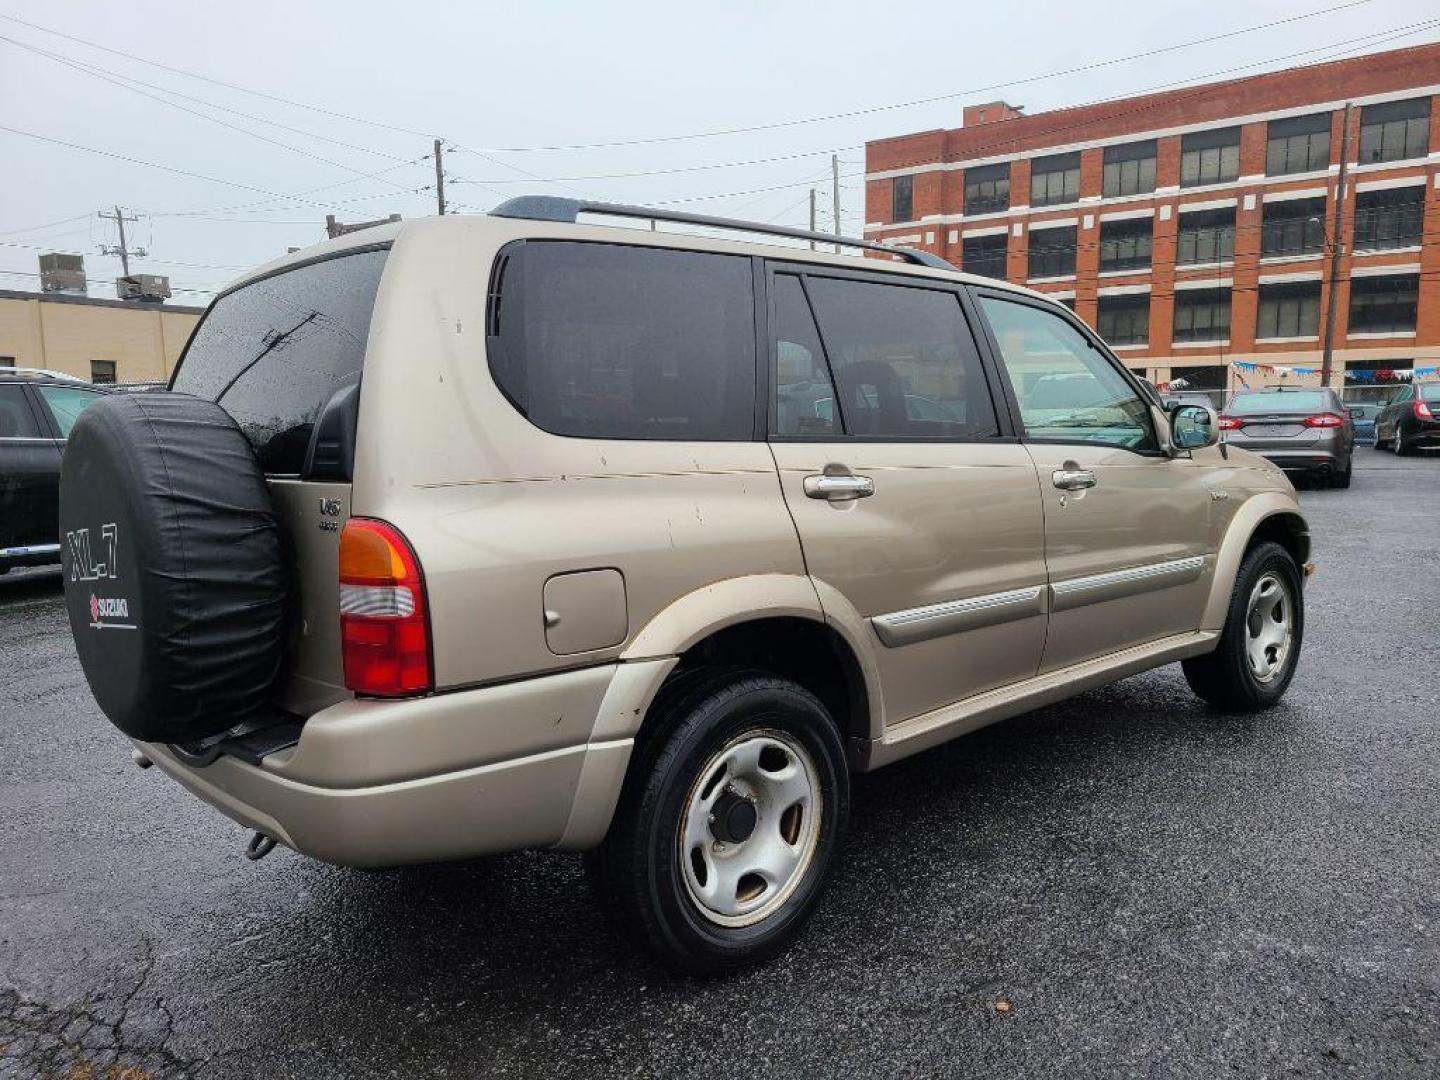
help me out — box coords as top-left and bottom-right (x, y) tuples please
(2, 451), (1437, 1078)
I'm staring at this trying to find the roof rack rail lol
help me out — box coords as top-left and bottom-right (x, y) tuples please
(487, 195), (955, 272)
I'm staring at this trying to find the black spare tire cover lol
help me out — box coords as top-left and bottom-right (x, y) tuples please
(59, 392), (288, 743)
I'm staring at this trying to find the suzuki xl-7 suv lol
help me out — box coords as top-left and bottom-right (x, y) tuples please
(60, 198), (1310, 974)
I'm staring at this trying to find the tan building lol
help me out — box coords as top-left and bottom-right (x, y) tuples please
(0, 288), (204, 384)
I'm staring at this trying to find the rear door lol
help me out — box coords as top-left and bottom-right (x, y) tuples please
(169, 246), (389, 715)
(766, 265), (1048, 726)
(0, 384), (61, 556)
(973, 290), (1217, 672)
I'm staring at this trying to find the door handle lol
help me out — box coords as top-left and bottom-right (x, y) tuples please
(1051, 468), (1097, 491)
(804, 473), (875, 501)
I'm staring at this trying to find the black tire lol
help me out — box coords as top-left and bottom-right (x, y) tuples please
(587, 668), (850, 975)
(1330, 457), (1352, 488)
(59, 392), (288, 743)
(1395, 428), (1412, 456)
(1182, 541), (1303, 712)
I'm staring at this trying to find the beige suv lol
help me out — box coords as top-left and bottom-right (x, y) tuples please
(59, 198), (1309, 973)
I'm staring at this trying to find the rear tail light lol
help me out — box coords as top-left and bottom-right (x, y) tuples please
(1303, 413), (1345, 428)
(1218, 415), (1242, 430)
(1416, 400), (1434, 421)
(338, 518), (432, 697)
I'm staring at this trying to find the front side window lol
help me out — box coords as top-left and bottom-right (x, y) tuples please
(962, 233), (1007, 279)
(1180, 127), (1241, 188)
(36, 385), (104, 438)
(1098, 218), (1153, 272)
(1354, 186), (1425, 251)
(1266, 112), (1331, 175)
(1097, 294), (1150, 346)
(0, 385), (42, 439)
(1030, 152), (1081, 207)
(1359, 97), (1430, 164)
(771, 275), (837, 438)
(979, 296), (1157, 452)
(892, 175), (913, 222)
(1255, 282), (1321, 340)
(801, 276), (999, 439)
(964, 163), (1010, 216)
(1348, 274), (1419, 335)
(1102, 140), (1157, 197)
(1176, 207), (1236, 265)
(487, 242), (756, 441)
(1173, 289), (1232, 342)
(1260, 197), (1327, 257)
(1028, 226), (1077, 279)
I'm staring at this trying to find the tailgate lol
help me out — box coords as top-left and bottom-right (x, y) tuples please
(1232, 414), (1319, 448)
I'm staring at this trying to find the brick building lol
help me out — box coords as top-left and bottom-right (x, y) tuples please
(864, 43), (1440, 400)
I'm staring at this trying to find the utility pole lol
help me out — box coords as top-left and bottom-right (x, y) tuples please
(831, 153), (842, 252)
(98, 205), (145, 276)
(808, 188), (817, 250)
(1320, 102), (1353, 390)
(433, 138), (447, 216)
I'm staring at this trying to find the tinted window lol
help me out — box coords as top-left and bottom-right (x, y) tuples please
(771, 275), (837, 437)
(36, 385), (104, 438)
(1180, 127), (1241, 187)
(804, 277), (998, 439)
(962, 233), (1007, 279)
(1103, 140), (1157, 197)
(1266, 112), (1331, 176)
(489, 242), (756, 441)
(1176, 207), (1235, 266)
(980, 297), (1156, 452)
(1098, 218), (1153, 272)
(1028, 226), (1077, 279)
(173, 248), (387, 474)
(892, 175), (913, 222)
(964, 163), (1010, 216)
(1228, 391), (1329, 414)
(0, 386), (41, 438)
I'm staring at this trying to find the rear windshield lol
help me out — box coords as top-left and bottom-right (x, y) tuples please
(1227, 390), (1329, 414)
(172, 248), (388, 474)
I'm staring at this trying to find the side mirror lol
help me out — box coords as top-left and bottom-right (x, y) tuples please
(1348, 407), (1364, 419)
(1171, 403), (1220, 451)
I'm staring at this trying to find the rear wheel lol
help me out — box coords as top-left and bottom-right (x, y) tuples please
(587, 669), (849, 975)
(1182, 541), (1303, 712)
(1330, 457), (1352, 488)
(1395, 427), (1412, 456)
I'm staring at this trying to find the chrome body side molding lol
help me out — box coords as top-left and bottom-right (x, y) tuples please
(0, 543), (62, 558)
(871, 585), (1046, 647)
(1049, 555), (1206, 612)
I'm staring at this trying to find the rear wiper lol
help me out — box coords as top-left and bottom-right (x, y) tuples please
(215, 310), (321, 406)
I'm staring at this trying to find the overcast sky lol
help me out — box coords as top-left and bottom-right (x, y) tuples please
(2, 0), (1436, 302)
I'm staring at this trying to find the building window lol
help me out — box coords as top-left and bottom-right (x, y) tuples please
(0, 356), (14, 368)
(892, 175), (913, 222)
(1256, 282), (1321, 339)
(1097, 294), (1150, 346)
(1027, 226), (1077, 279)
(1176, 207), (1236, 266)
(1173, 288), (1231, 342)
(1358, 97), (1430, 164)
(1030, 151), (1081, 207)
(962, 233), (1008, 279)
(1354, 186), (1425, 251)
(964, 163), (1010, 216)
(1180, 127), (1241, 188)
(1265, 112), (1331, 176)
(1348, 274), (1419, 335)
(90, 359), (117, 384)
(1057, 297), (1077, 311)
(1098, 218), (1153, 272)
(1102, 140), (1157, 198)
(1260, 197), (1327, 257)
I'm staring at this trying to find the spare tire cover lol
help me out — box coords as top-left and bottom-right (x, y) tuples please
(59, 392), (288, 743)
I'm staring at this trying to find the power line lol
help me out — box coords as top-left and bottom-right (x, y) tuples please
(0, 268), (216, 296)
(447, 147), (850, 185)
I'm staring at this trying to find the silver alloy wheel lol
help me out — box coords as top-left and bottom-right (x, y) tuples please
(1245, 572), (1293, 684)
(679, 728), (822, 928)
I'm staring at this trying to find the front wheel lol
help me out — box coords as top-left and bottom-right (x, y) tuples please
(1182, 541), (1303, 712)
(587, 670), (850, 975)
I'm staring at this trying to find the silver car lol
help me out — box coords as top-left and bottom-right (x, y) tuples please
(1219, 387), (1356, 488)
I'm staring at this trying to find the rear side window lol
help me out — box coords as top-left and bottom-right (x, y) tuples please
(172, 248), (387, 474)
(487, 241), (756, 441)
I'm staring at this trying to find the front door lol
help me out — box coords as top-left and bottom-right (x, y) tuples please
(973, 291), (1217, 672)
(766, 266), (1048, 727)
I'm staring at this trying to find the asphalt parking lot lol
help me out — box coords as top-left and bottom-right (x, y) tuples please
(2, 452), (1437, 1079)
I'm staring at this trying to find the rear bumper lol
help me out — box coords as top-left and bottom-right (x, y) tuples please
(136, 658), (676, 866)
(1237, 446), (1346, 472)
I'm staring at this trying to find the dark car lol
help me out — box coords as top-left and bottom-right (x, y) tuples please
(1345, 402), (1384, 446)
(1218, 386), (1356, 488)
(1375, 382), (1440, 455)
(0, 371), (110, 574)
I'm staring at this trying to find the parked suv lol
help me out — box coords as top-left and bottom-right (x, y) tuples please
(59, 199), (1310, 973)
(0, 369), (107, 574)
